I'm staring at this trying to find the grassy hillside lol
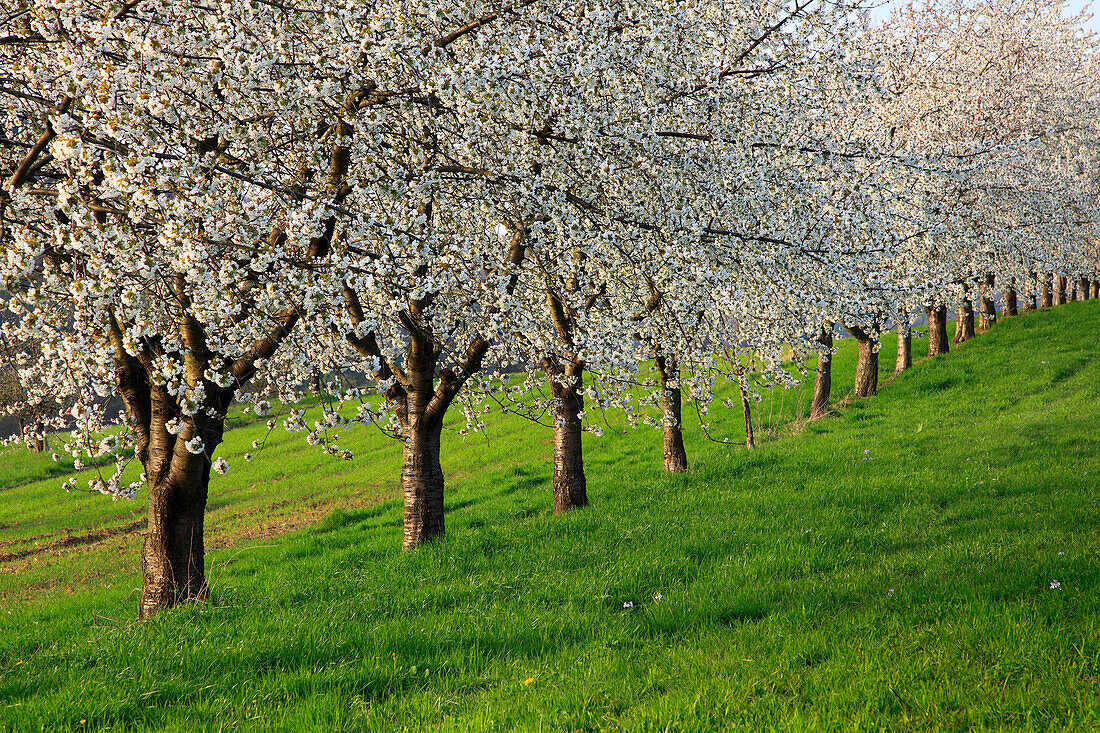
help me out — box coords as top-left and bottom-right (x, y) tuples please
(2, 302), (1099, 731)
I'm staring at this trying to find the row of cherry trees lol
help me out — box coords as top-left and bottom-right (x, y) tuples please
(1, 0), (1098, 617)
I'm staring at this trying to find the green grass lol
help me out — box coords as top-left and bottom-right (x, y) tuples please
(2, 302), (1099, 731)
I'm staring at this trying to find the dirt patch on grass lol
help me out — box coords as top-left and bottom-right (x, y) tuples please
(0, 490), (391, 607)
(0, 518), (146, 565)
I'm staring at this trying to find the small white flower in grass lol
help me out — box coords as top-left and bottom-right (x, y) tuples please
(1050, 580), (1062, 590)
(212, 457), (229, 475)
(622, 601), (634, 609)
(887, 588), (895, 597)
(184, 436), (204, 454)
(654, 593), (662, 601)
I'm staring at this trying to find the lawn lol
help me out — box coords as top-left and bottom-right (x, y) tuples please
(2, 301), (1099, 731)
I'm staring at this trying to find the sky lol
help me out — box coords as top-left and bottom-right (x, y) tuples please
(867, 0), (1100, 33)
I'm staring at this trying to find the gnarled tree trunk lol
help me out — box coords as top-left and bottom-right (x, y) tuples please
(1054, 274), (1067, 306)
(810, 323), (832, 419)
(977, 274), (995, 332)
(654, 353), (687, 473)
(136, 379), (230, 619)
(847, 324), (878, 398)
(140, 430), (218, 619)
(895, 323), (911, 376)
(547, 361), (588, 512)
(925, 305), (949, 356)
(952, 291), (975, 345)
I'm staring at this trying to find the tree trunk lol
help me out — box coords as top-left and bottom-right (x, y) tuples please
(739, 378), (755, 450)
(397, 349), (447, 549)
(1041, 274), (1053, 308)
(139, 418), (224, 620)
(895, 323), (911, 375)
(1054, 274), (1067, 306)
(848, 325), (879, 398)
(1005, 284), (1018, 316)
(1079, 278), (1091, 301)
(952, 293), (975, 345)
(810, 324), (832, 419)
(654, 353), (687, 472)
(1092, 279), (1099, 299)
(309, 368), (323, 395)
(400, 417), (445, 548)
(926, 305), (949, 356)
(549, 363), (588, 513)
(18, 417), (47, 453)
(977, 274), (995, 332)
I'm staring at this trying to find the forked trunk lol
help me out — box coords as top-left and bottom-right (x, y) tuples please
(1054, 274), (1067, 306)
(739, 378), (755, 450)
(925, 305), (949, 357)
(977, 274), (995, 332)
(810, 324), (832, 419)
(848, 325), (878, 398)
(952, 294), (974, 345)
(654, 353), (687, 473)
(1041, 274), (1053, 308)
(895, 324), (911, 376)
(139, 419), (224, 619)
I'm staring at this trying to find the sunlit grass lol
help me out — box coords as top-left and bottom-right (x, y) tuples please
(1, 301), (1099, 731)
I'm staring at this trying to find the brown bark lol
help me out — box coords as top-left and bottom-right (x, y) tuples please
(1054, 274), (1067, 306)
(393, 341), (447, 548)
(1092, 279), (1100, 299)
(1004, 284), (1018, 317)
(847, 324), (878, 398)
(739, 378), (755, 450)
(1079, 278), (1091, 301)
(977, 274), (995, 332)
(400, 413), (445, 548)
(20, 418), (47, 453)
(1041, 274), (1053, 308)
(894, 323), (911, 376)
(952, 292), (975, 345)
(546, 361), (588, 512)
(925, 305), (949, 357)
(654, 353), (687, 473)
(139, 424), (219, 619)
(810, 323), (832, 420)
